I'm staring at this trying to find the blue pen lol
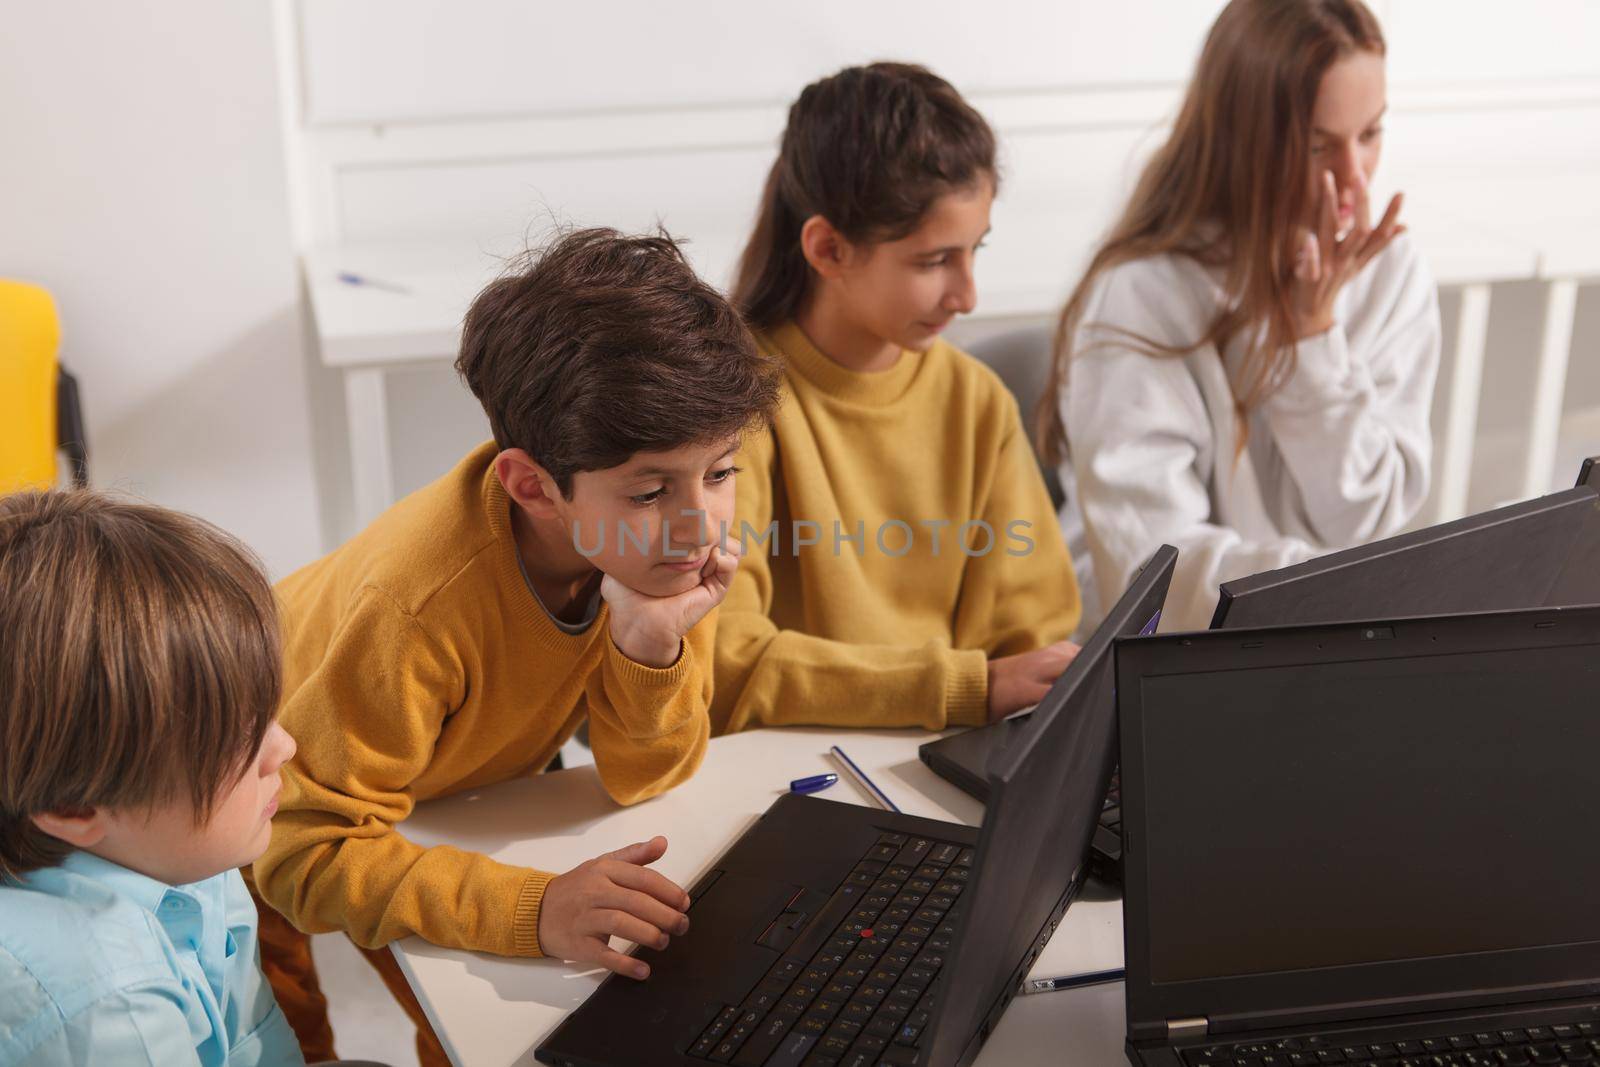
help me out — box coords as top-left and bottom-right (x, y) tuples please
(789, 773), (838, 795)
(337, 271), (411, 294)
(829, 745), (901, 813)
(1024, 967), (1126, 995)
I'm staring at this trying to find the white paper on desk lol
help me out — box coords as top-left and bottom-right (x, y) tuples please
(1002, 701), (1040, 722)
(1023, 892), (1124, 985)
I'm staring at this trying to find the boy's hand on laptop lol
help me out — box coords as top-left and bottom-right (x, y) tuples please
(985, 640), (1081, 722)
(539, 835), (692, 980)
(602, 539), (742, 668)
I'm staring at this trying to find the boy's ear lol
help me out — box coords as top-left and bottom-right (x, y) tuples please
(31, 808), (109, 848)
(494, 448), (565, 518)
(799, 215), (853, 280)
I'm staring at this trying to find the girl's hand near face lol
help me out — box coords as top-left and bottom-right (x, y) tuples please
(1291, 170), (1405, 340)
(601, 538), (742, 668)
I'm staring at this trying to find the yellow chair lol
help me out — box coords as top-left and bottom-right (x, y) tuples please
(0, 280), (87, 493)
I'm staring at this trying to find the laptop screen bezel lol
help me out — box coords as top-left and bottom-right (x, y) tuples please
(1119, 605), (1600, 1040)
(924, 545), (1177, 1065)
(1210, 485), (1600, 630)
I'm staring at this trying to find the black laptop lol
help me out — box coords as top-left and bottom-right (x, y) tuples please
(917, 546), (1175, 881)
(534, 547), (1177, 1067)
(1211, 455), (1600, 629)
(1117, 604), (1600, 1067)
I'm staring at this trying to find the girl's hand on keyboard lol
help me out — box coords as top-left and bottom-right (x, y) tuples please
(985, 640), (1081, 722)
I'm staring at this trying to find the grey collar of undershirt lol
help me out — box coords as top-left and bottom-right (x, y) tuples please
(515, 550), (601, 635)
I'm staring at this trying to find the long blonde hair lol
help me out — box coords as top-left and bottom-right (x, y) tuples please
(1037, 0), (1385, 463)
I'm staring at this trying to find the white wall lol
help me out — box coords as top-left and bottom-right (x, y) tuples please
(4, 3), (1592, 564)
(275, 0), (1600, 520)
(285, 0), (1600, 252)
(0, 0), (321, 579)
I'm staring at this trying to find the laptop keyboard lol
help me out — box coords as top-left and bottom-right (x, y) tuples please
(1101, 775), (1121, 836)
(1182, 1021), (1600, 1067)
(687, 832), (972, 1066)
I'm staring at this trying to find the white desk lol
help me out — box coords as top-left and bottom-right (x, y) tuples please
(302, 198), (1537, 532)
(393, 725), (1129, 1067)
(303, 240), (508, 527)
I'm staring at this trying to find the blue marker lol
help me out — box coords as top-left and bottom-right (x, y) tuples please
(789, 773), (838, 795)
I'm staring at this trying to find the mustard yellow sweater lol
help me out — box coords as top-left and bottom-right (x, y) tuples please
(712, 323), (1081, 734)
(254, 443), (712, 957)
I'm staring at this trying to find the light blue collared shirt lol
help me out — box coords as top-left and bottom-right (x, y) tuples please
(0, 852), (304, 1067)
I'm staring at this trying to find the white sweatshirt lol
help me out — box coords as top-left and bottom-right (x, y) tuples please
(1058, 233), (1441, 632)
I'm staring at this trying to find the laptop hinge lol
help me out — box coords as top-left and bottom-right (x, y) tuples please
(1167, 1017), (1209, 1041)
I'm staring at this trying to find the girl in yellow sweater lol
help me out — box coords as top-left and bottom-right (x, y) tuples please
(713, 62), (1082, 735)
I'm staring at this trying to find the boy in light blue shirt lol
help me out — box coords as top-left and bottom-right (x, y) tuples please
(0, 491), (305, 1067)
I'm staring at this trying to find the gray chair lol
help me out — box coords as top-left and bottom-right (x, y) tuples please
(966, 323), (1063, 509)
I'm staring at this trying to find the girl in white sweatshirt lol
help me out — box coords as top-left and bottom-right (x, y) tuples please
(1041, 0), (1441, 631)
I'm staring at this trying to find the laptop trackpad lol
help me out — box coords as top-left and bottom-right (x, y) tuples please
(659, 874), (804, 984)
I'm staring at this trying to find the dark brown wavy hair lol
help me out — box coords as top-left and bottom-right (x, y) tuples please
(457, 226), (782, 495)
(731, 62), (998, 332)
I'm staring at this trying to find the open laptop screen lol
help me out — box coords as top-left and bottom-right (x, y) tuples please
(923, 545), (1176, 1065)
(1138, 638), (1600, 985)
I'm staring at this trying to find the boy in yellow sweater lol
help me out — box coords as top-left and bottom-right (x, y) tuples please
(716, 63), (1082, 735)
(253, 228), (779, 1064)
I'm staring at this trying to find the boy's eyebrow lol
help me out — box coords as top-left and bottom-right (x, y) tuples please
(1312, 104), (1387, 138)
(628, 444), (740, 479)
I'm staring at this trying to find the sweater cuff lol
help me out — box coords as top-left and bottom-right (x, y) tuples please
(605, 631), (690, 689)
(1276, 326), (1366, 406)
(513, 871), (555, 957)
(944, 649), (990, 728)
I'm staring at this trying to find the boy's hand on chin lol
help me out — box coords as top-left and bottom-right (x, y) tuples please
(602, 539), (742, 668)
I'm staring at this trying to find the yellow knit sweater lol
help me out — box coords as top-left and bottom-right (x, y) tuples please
(254, 443), (712, 956)
(711, 322), (1081, 734)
